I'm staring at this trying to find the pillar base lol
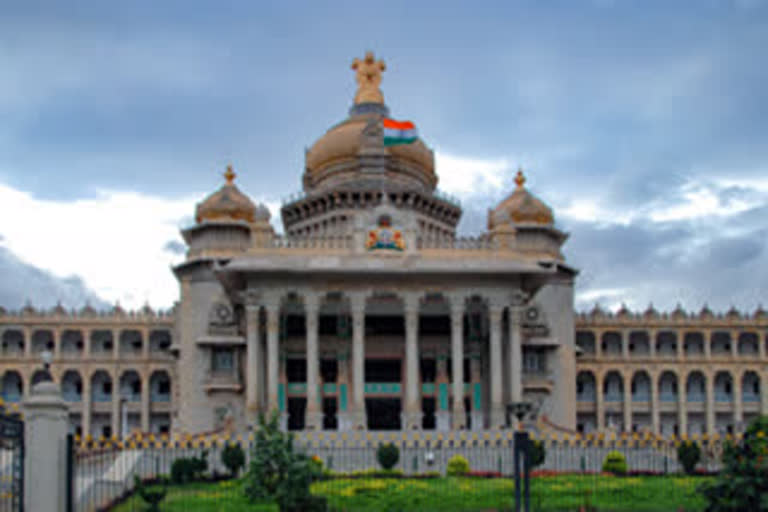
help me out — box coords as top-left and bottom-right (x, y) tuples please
(401, 411), (423, 431)
(470, 411), (484, 431)
(279, 413), (288, 431)
(349, 410), (367, 430)
(337, 412), (353, 431)
(490, 407), (506, 429)
(452, 409), (466, 430)
(436, 411), (451, 432)
(305, 411), (324, 430)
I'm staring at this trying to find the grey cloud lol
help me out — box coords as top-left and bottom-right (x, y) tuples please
(0, 246), (109, 310)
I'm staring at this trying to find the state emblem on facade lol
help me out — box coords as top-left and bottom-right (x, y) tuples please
(366, 215), (405, 251)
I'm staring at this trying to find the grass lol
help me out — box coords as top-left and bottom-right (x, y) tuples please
(110, 474), (713, 511)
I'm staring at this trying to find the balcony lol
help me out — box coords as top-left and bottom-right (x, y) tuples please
(715, 392), (733, 403)
(605, 393), (622, 402)
(687, 393), (705, 402)
(659, 392), (677, 403)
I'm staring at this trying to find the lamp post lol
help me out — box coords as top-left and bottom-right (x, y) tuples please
(507, 401), (533, 512)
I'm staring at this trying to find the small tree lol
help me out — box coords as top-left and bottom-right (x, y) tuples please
(446, 454), (470, 476)
(677, 440), (701, 475)
(133, 475), (167, 512)
(244, 412), (326, 512)
(700, 416), (768, 511)
(528, 439), (546, 469)
(601, 450), (627, 476)
(222, 443), (246, 477)
(377, 443), (399, 470)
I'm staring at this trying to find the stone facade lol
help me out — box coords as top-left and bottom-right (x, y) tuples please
(0, 53), (765, 438)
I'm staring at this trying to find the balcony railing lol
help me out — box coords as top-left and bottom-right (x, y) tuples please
(605, 393), (622, 402)
(632, 393), (651, 402)
(715, 392), (733, 403)
(151, 393), (170, 403)
(687, 393), (705, 402)
(743, 393), (760, 403)
(63, 392), (82, 402)
(660, 392), (678, 402)
(577, 393), (596, 402)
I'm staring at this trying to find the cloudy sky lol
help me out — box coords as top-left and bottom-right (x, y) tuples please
(1, 0), (767, 313)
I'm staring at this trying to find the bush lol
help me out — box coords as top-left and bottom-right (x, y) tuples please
(244, 412), (327, 512)
(376, 443), (399, 470)
(170, 451), (209, 484)
(601, 450), (627, 476)
(222, 443), (246, 477)
(446, 454), (470, 476)
(133, 475), (167, 512)
(528, 439), (546, 469)
(676, 440), (701, 475)
(700, 415), (768, 511)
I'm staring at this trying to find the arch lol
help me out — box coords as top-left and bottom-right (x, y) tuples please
(575, 331), (596, 355)
(150, 370), (171, 402)
(149, 330), (172, 352)
(686, 371), (706, 402)
(683, 332), (705, 356)
(601, 332), (622, 356)
(629, 331), (650, 356)
(119, 370), (142, 402)
(655, 331), (677, 356)
(91, 370), (113, 402)
(1, 371), (23, 402)
(714, 371), (733, 402)
(738, 332), (759, 355)
(61, 330), (84, 355)
(31, 369), (52, 386)
(742, 371), (760, 403)
(1, 329), (24, 355)
(31, 329), (54, 353)
(119, 329), (143, 355)
(631, 371), (651, 401)
(603, 370), (624, 401)
(658, 371), (678, 402)
(576, 371), (596, 401)
(61, 370), (83, 402)
(711, 331), (731, 355)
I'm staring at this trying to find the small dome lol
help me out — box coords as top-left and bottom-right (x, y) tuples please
(671, 303), (687, 319)
(643, 303), (659, 319)
(489, 169), (554, 229)
(52, 301), (67, 316)
(254, 203), (271, 223)
(753, 304), (766, 319)
(195, 165), (256, 224)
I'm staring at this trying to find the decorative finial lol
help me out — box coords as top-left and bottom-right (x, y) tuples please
(351, 51), (386, 104)
(224, 164), (236, 185)
(514, 167), (526, 188)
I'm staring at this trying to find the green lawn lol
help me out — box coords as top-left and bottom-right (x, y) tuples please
(111, 475), (712, 511)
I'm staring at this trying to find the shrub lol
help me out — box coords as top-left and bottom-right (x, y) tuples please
(601, 450), (627, 476)
(446, 454), (470, 476)
(244, 412), (327, 512)
(222, 443), (246, 477)
(133, 475), (167, 512)
(376, 443), (400, 470)
(676, 440), (701, 475)
(700, 415), (768, 511)
(528, 439), (546, 469)
(170, 451), (209, 483)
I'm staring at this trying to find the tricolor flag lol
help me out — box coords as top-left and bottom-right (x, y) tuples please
(383, 118), (418, 146)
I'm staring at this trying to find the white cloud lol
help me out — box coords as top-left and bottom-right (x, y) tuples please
(434, 153), (509, 198)
(0, 183), (198, 310)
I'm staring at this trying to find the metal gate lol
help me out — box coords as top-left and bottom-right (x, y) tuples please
(0, 411), (24, 512)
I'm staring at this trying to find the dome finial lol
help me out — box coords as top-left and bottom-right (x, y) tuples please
(514, 167), (526, 188)
(351, 51), (386, 104)
(224, 164), (236, 185)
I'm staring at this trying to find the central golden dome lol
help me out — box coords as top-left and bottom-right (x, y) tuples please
(302, 52), (437, 192)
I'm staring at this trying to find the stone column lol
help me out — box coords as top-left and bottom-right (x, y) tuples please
(733, 373), (743, 431)
(141, 372), (150, 432)
(508, 304), (523, 405)
(305, 293), (322, 430)
(245, 302), (262, 420)
(488, 303), (504, 428)
(594, 329), (603, 359)
(112, 329), (120, 360)
(402, 292), (422, 430)
(623, 372), (632, 433)
(761, 373), (768, 416)
(350, 292), (367, 429)
(449, 294), (466, 429)
(678, 372), (688, 436)
(704, 330), (712, 360)
(141, 327), (150, 360)
(622, 329), (630, 359)
(650, 371), (659, 434)
(111, 371), (120, 438)
(731, 330), (738, 359)
(23, 327), (32, 359)
(649, 329), (656, 358)
(53, 328), (61, 359)
(596, 370), (605, 431)
(265, 299), (281, 416)
(23, 381), (69, 512)
(435, 353), (450, 431)
(759, 332), (766, 360)
(677, 330), (685, 360)
(83, 376), (92, 439)
(705, 372), (715, 435)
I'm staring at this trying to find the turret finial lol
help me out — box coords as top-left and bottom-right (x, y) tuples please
(351, 51), (386, 104)
(224, 164), (236, 185)
(514, 167), (526, 188)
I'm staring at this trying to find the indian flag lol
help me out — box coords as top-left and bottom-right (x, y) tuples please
(383, 118), (418, 146)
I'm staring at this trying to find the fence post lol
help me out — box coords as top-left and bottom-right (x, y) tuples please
(22, 381), (70, 512)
